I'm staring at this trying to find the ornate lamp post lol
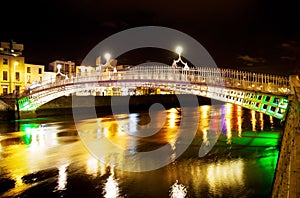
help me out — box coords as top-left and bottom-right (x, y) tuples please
(172, 46), (189, 70)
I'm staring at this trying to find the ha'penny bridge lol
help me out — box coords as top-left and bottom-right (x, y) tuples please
(18, 66), (290, 119)
(1, 65), (300, 198)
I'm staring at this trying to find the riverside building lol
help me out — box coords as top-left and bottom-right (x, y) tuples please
(0, 41), (45, 96)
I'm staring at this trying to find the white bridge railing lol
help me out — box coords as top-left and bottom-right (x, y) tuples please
(25, 66), (291, 97)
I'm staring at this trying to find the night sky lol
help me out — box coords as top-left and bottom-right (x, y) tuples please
(1, 0), (299, 75)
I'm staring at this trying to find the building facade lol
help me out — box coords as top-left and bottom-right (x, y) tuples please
(0, 41), (45, 96)
(49, 60), (75, 78)
(24, 64), (44, 85)
(43, 71), (56, 83)
(0, 41), (25, 96)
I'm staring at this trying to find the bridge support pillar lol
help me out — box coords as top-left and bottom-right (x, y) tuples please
(272, 75), (300, 198)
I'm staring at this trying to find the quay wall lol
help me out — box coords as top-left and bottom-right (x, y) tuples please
(1, 95), (214, 119)
(0, 98), (16, 120)
(36, 95), (212, 117)
(272, 75), (300, 198)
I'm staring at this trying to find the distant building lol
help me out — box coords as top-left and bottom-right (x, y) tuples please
(75, 65), (98, 76)
(0, 40), (23, 57)
(49, 60), (75, 78)
(25, 63), (44, 84)
(43, 71), (56, 83)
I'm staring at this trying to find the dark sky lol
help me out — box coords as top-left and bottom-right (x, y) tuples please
(1, 0), (299, 75)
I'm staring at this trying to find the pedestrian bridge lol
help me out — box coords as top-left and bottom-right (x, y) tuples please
(17, 65), (291, 120)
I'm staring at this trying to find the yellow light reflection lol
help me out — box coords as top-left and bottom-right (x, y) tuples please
(199, 106), (210, 145)
(165, 108), (180, 161)
(169, 180), (187, 198)
(12, 173), (24, 189)
(202, 129), (209, 146)
(251, 110), (256, 131)
(236, 106), (242, 137)
(168, 108), (178, 128)
(207, 159), (245, 196)
(269, 116), (274, 130)
(225, 104), (232, 144)
(101, 119), (129, 150)
(57, 164), (68, 191)
(86, 157), (99, 177)
(201, 105), (210, 118)
(259, 113), (264, 131)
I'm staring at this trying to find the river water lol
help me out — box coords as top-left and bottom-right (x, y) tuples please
(0, 103), (281, 197)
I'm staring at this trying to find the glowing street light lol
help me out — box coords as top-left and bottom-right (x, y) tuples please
(104, 52), (117, 74)
(104, 53), (111, 73)
(172, 46), (189, 70)
(104, 53), (111, 64)
(175, 46), (183, 57)
(57, 64), (62, 74)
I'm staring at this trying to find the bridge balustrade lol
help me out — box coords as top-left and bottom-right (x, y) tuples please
(17, 65), (291, 114)
(23, 66), (291, 98)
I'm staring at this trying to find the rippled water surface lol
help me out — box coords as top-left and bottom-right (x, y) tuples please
(0, 104), (281, 197)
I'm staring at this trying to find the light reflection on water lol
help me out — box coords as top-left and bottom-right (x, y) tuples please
(103, 167), (120, 198)
(0, 104), (281, 197)
(56, 164), (68, 191)
(169, 180), (187, 198)
(206, 158), (245, 197)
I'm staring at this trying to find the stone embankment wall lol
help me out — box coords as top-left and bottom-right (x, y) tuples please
(0, 98), (16, 120)
(272, 75), (300, 198)
(36, 95), (212, 117)
(1, 95), (213, 119)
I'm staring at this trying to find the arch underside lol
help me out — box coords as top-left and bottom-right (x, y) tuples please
(18, 79), (289, 120)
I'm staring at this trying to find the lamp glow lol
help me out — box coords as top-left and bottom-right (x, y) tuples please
(175, 46), (183, 56)
(104, 53), (111, 61)
(57, 64), (62, 73)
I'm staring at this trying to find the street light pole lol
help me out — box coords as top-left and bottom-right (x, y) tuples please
(172, 46), (189, 70)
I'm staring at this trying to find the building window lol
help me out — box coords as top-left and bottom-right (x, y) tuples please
(65, 64), (69, 72)
(3, 58), (8, 65)
(39, 76), (42, 82)
(3, 71), (8, 80)
(15, 72), (20, 81)
(38, 68), (42, 74)
(27, 67), (31, 73)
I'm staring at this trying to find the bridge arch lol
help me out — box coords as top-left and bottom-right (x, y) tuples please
(17, 66), (290, 120)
